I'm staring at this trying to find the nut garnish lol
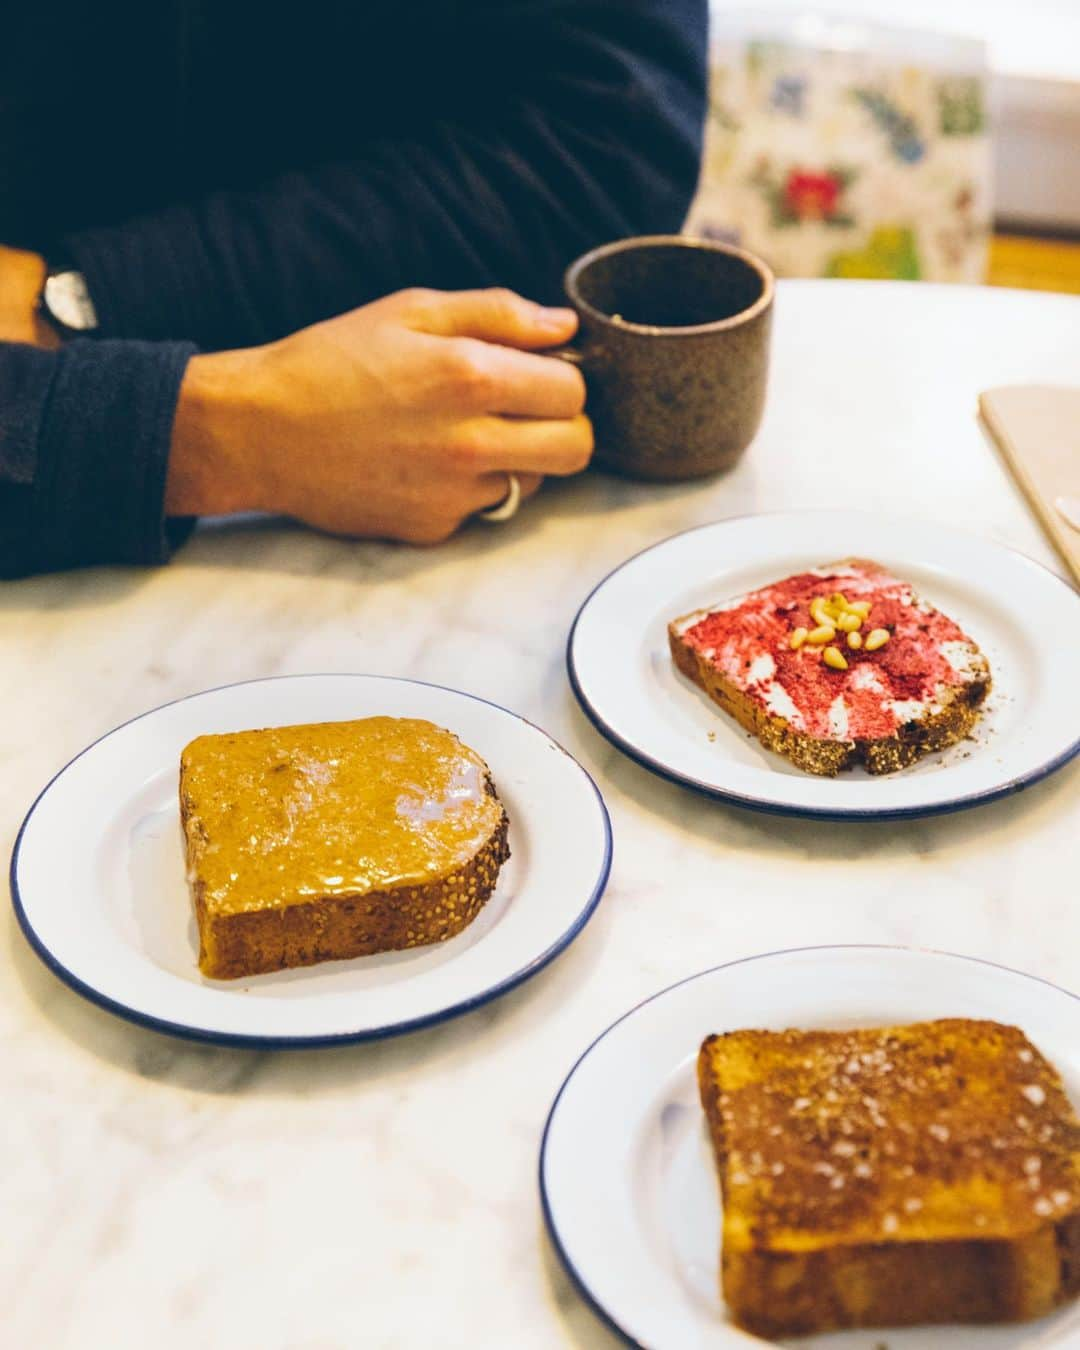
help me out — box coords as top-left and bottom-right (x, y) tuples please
(790, 592), (896, 664)
(823, 646), (848, 670)
(810, 596), (834, 628)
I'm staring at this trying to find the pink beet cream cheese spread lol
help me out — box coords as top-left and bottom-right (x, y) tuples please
(674, 560), (984, 742)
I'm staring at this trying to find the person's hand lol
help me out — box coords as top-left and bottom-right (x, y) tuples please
(168, 287), (592, 542)
(0, 246), (59, 348)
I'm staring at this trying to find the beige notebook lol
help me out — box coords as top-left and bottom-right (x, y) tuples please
(979, 385), (1080, 587)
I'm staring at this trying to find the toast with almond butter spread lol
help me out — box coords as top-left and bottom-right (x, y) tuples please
(180, 716), (510, 979)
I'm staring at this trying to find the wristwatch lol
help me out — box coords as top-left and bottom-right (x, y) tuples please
(38, 261), (99, 338)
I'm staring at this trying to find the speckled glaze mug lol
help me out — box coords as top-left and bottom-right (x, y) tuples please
(557, 236), (774, 481)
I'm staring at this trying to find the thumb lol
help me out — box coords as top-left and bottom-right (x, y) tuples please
(410, 287), (577, 349)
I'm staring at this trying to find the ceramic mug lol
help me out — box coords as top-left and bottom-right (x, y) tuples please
(556, 235), (774, 481)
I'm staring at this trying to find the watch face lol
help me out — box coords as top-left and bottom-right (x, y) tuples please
(43, 271), (98, 332)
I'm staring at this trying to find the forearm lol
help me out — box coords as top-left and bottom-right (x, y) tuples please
(165, 348), (268, 518)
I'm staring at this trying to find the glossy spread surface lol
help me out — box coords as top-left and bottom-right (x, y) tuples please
(180, 717), (504, 915)
(675, 560), (987, 741)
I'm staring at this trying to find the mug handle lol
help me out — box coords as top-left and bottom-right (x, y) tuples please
(548, 343), (608, 384)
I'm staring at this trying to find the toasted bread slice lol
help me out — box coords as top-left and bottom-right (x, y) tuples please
(698, 1020), (1080, 1338)
(180, 716), (509, 979)
(670, 559), (990, 775)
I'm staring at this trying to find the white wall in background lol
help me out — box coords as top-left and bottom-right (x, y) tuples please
(729, 0), (1079, 82)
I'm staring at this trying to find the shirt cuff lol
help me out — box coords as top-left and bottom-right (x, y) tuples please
(33, 338), (197, 572)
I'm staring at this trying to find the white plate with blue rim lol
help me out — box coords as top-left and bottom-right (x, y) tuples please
(11, 674), (612, 1046)
(540, 945), (1080, 1350)
(567, 512), (1080, 819)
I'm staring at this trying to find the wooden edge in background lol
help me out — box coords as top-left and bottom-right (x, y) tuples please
(979, 385), (1080, 588)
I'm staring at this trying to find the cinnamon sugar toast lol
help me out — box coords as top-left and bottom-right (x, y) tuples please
(670, 559), (991, 775)
(180, 716), (509, 979)
(698, 1020), (1080, 1338)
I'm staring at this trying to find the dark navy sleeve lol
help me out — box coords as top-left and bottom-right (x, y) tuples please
(0, 339), (195, 579)
(62, 0), (708, 351)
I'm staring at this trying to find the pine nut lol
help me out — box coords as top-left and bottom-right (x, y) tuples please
(847, 630), (862, 649)
(807, 624), (836, 645)
(810, 597), (833, 628)
(847, 601), (872, 618)
(823, 645), (848, 670)
(865, 628), (891, 651)
(828, 592), (849, 609)
(835, 612), (862, 632)
(789, 626), (809, 650)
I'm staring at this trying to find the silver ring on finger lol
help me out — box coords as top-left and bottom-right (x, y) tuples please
(477, 472), (521, 524)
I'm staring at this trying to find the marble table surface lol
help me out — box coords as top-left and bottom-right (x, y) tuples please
(3, 280), (1079, 1350)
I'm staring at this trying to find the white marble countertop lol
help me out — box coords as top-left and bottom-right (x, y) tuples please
(3, 280), (1079, 1350)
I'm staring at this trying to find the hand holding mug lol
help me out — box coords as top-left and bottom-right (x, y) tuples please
(167, 287), (593, 541)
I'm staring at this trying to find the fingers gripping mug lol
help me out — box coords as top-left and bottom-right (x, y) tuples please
(555, 235), (774, 481)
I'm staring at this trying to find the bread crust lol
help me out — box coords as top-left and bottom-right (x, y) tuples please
(669, 623), (989, 776)
(714, 1230), (1079, 1339)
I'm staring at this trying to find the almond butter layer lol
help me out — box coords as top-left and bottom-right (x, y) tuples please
(180, 716), (510, 978)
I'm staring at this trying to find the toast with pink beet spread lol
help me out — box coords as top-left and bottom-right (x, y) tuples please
(669, 559), (991, 775)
